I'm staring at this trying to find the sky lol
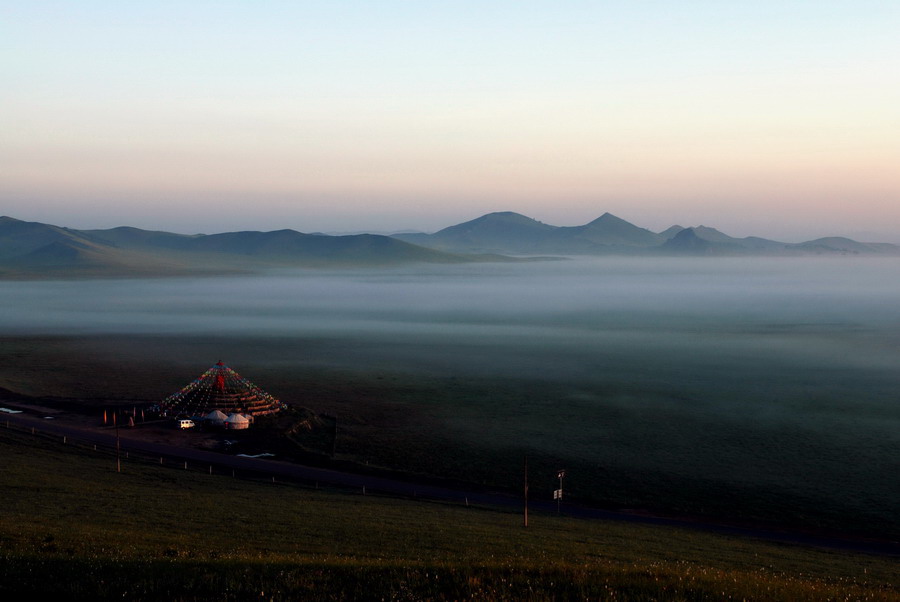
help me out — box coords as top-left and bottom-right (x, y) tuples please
(2, 1), (899, 241)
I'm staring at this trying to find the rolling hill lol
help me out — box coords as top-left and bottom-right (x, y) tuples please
(0, 217), (499, 279)
(395, 211), (557, 253)
(396, 213), (900, 257)
(3, 212), (898, 279)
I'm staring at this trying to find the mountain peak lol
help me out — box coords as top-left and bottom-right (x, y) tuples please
(660, 227), (714, 254)
(690, 226), (735, 243)
(438, 211), (554, 233)
(418, 212), (556, 253)
(659, 225), (685, 240)
(479, 211), (543, 223)
(572, 213), (662, 246)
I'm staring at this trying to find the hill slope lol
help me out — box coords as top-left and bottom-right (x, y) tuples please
(563, 212), (663, 245)
(1, 426), (896, 600)
(0, 217), (497, 278)
(396, 211), (557, 253)
(396, 212), (900, 256)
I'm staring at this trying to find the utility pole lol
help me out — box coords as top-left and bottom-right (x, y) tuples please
(523, 455), (529, 528)
(332, 416), (338, 457)
(114, 411), (121, 473)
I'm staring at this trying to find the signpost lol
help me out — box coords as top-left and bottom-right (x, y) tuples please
(555, 469), (566, 514)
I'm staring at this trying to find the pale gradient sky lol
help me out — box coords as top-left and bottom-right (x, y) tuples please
(2, 1), (899, 241)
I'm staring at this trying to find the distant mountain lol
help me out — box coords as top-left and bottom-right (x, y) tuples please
(689, 226), (735, 244)
(396, 211), (556, 253)
(661, 227), (786, 255)
(3, 213), (897, 280)
(81, 225), (203, 250)
(0, 217), (505, 279)
(659, 227), (899, 256)
(395, 211), (666, 254)
(17, 238), (107, 267)
(0, 219), (192, 277)
(659, 225), (686, 240)
(393, 212), (900, 257)
(793, 237), (882, 255)
(660, 228), (718, 254)
(0, 215), (92, 257)
(551, 212), (663, 248)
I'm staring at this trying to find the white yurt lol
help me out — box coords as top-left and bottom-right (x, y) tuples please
(224, 413), (250, 430)
(204, 409), (228, 427)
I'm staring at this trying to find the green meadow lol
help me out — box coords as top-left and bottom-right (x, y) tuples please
(1, 427), (896, 600)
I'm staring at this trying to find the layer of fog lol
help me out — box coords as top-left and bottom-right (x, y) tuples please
(5, 257), (900, 330)
(5, 255), (899, 435)
(5, 258), (900, 373)
(3, 257), (899, 524)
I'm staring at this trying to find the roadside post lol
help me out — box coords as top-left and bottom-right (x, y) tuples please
(554, 469), (566, 514)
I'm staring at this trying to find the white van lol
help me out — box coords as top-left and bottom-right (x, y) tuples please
(178, 419), (195, 430)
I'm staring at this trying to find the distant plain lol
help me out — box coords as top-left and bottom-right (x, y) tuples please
(1, 257), (898, 537)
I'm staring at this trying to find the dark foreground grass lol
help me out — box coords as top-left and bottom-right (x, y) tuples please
(0, 428), (897, 600)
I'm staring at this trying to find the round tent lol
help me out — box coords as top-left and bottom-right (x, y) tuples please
(160, 361), (281, 418)
(224, 413), (250, 430)
(203, 409), (229, 427)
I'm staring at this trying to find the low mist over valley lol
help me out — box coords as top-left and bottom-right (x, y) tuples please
(2, 257), (899, 537)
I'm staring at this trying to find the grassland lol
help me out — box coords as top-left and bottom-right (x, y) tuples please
(1, 426), (897, 600)
(2, 331), (898, 543)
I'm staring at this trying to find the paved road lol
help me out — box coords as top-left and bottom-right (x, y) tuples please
(3, 411), (898, 557)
